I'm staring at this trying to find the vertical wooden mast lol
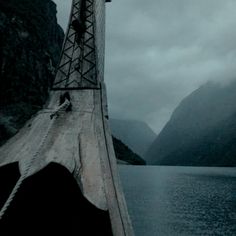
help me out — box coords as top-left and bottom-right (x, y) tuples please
(51, 1), (134, 234)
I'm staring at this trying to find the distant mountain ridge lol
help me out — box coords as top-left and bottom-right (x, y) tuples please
(110, 118), (157, 159)
(146, 80), (236, 166)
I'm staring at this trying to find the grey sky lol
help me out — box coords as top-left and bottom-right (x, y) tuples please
(53, 0), (236, 134)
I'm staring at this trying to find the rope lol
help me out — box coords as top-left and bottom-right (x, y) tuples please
(50, 98), (71, 119)
(0, 117), (55, 220)
(0, 99), (71, 220)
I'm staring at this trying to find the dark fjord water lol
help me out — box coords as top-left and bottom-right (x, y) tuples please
(119, 166), (236, 236)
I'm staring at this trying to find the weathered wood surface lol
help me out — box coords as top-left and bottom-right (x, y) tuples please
(0, 86), (134, 236)
(0, 0), (134, 233)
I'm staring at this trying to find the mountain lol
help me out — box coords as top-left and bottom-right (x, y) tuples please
(112, 137), (146, 165)
(146, 81), (236, 166)
(110, 118), (157, 159)
(0, 0), (64, 145)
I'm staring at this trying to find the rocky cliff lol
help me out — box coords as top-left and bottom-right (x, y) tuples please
(146, 81), (236, 166)
(0, 0), (64, 144)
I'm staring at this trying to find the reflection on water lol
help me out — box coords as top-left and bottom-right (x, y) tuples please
(119, 166), (236, 236)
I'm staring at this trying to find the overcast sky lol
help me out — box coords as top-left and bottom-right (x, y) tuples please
(53, 0), (236, 134)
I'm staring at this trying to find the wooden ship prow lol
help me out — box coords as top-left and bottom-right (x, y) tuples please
(0, 0), (134, 235)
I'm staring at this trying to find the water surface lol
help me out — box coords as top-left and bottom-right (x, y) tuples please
(119, 166), (236, 236)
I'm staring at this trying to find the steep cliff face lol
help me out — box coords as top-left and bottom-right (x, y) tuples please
(0, 0), (64, 144)
(146, 81), (236, 166)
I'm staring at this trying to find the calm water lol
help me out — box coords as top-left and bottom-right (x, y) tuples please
(119, 166), (236, 236)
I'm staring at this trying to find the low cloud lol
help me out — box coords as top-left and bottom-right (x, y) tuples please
(54, 0), (236, 133)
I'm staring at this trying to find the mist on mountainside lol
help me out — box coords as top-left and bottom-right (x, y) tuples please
(146, 80), (236, 167)
(110, 118), (156, 159)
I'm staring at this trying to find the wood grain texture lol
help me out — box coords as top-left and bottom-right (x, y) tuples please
(0, 86), (134, 235)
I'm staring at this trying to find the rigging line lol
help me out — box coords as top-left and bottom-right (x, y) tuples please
(0, 100), (71, 220)
(0, 117), (55, 220)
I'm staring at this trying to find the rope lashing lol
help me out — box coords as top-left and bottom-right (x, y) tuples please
(50, 98), (71, 119)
